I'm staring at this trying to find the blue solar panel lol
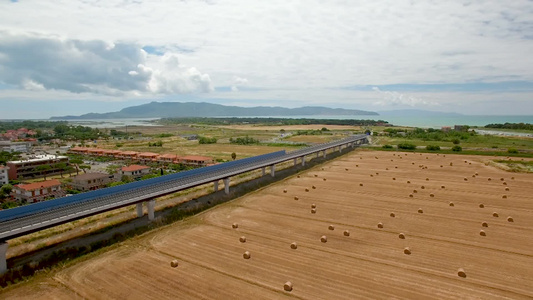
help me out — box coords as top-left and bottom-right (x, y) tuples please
(0, 150), (287, 222)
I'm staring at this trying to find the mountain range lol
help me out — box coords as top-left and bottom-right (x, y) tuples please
(51, 102), (379, 119)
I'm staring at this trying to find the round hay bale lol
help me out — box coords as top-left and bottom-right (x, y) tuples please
(345, 168), (349, 171)
(328, 225), (335, 230)
(312, 185), (316, 189)
(493, 212), (499, 217)
(395, 166), (398, 168)
(464, 160), (467, 163)
(409, 194), (414, 198)
(488, 178), (491, 181)
(290, 242), (297, 249)
(239, 236), (246, 243)
(323, 178), (327, 181)
(370, 174), (373, 177)
(284, 281), (293, 292)
(412, 163), (415, 165)
(450, 162), (453, 166)
(407, 180), (411, 183)
(464, 177), (468, 181)
(413, 189), (418, 193)
(232, 223), (239, 229)
(482, 221), (488, 227)
(443, 155), (446, 157)
(479, 230), (486, 236)
(421, 186), (425, 189)
(505, 187), (510, 191)
(314, 174), (318, 177)
(502, 195), (507, 199)
(343, 230), (350, 236)
(441, 185), (445, 188)
(311, 208), (317, 214)
(356, 164), (359, 167)
(386, 168), (389, 170)
(475, 172), (479, 176)
(375, 156), (378, 159)
(376, 172), (379, 175)
(449, 202), (454, 207)
(390, 212), (395, 217)
(283, 189), (287, 193)
(305, 188), (309, 192)
(322, 168), (325, 170)
(511, 176), (515, 180)
(377, 222), (384, 228)
(426, 157), (429, 160)
(507, 216), (514, 222)
(458, 268), (467, 278)
(430, 193), (435, 197)
(404, 247), (411, 255)
(469, 163), (471, 165)
(392, 177), (396, 180)
(418, 208), (423, 213)
(320, 235), (327, 243)
(500, 178), (504, 181)
(294, 196), (299, 200)
(170, 260), (179, 268)
(297, 175), (301, 178)
(479, 203), (484, 208)
(503, 182), (507, 185)
(426, 178), (429, 181)
(472, 175), (476, 178)
(440, 165), (443, 168)
(359, 183), (364, 186)
(311, 203), (316, 208)
(243, 251), (251, 259)
(398, 233), (405, 239)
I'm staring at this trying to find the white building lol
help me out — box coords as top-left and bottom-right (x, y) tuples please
(0, 141), (33, 153)
(0, 166), (8, 186)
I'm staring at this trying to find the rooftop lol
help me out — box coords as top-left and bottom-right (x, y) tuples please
(122, 165), (150, 172)
(8, 155), (68, 164)
(72, 172), (110, 181)
(16, 179), (62, 191)
(181, 155), (213, 161)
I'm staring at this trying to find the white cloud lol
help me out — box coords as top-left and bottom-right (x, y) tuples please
(371, 87), (439, 107)
(0, 32), (212, 96)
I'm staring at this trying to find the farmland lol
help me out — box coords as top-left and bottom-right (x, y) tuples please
(3, 150), (532, 299)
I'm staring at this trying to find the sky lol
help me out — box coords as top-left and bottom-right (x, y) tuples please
(0, 0), (532, 119)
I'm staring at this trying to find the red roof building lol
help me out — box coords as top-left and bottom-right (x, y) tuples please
(121, 165), (151, 179)
(13, 179), (65, 203)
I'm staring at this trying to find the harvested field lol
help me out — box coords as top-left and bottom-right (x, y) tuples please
(3, 150), (533, 299)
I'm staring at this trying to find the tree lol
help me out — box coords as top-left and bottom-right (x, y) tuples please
(35, 165), (52, 180)
(70, 158), (83, 176)
(55, 162), (68, 178)
(106, 164), (121, 175)
(0, 184), (13, 200)
(79, 165), (91, 173)
(231, 152), (237, 160)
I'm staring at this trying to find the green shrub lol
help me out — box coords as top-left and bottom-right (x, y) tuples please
(452, 139), (460, 144)
(426, 145), (441, 151)
(507, 148), (519, 154)
(397, 143), (416, 150)
(452, 145), (462, 152)
(382, 144), (393, 149)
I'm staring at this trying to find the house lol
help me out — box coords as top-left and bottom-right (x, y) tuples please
(441, 126), (451, 132)
(158, 154), (178, 164)
(121, 165), (151, 179)
(0, 166), (9, 185)
(137, 152), (160, 163)
(180, 155), (214, 166)
(13, 179), (65, 203)
(118, 151), (139, 160)
(70, 172), (113, 191)
(7, 155), (69, 180)
(0, 141), (33, 153)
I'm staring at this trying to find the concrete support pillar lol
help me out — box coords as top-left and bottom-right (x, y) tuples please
(270, 164), (275, 177)
(223, 177), (230, 194)
(301, 156), (305, 166)
(136, 202), (143, 217)
(214, 180), (219, 192)
(261, 167), (266, 176)
(316, 152), (319, 158)
(339, 145), (342, 152)
(293, 158), (297, 166)
(0, 242), (7, 274)
(147, 199), (155, 221)
(323, 150), (327, 158)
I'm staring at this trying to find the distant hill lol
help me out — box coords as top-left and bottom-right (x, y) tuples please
(51, 102), (379, 119)
(378, 109), (463, 117)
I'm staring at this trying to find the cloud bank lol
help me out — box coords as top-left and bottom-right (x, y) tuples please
(0, 33), (212, 96)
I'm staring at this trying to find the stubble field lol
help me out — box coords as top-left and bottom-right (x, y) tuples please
(3, 150), (533, 299)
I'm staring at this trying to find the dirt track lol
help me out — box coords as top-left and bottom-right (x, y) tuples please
(3, 150), (533, 299)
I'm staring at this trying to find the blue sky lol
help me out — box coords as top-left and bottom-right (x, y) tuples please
(0, 0), (532, 118)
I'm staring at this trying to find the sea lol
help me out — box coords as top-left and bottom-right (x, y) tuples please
(64, 115), (533, 129)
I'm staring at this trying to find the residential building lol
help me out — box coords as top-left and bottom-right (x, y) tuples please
(158, 154), (178, 164)
(0, 141), (33, 153)
(7, 155), (69, 180)
(138, 152), (160, 163)
(70, 172), (113, 191)
(13, 179), (65, 203)
(118, 151), (139, 160)
(180, 155), (214, 166)
(0, 166), (9, 185)
(121, 165), (151, 179)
